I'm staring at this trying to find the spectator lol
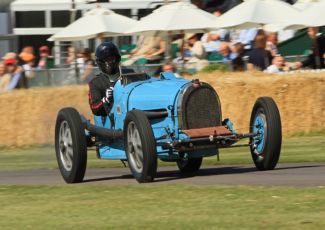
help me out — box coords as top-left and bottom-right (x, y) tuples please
(231, 42), (246, 71)
(79, 48), (96, 83)
(212, 9), (230, 42)
(76, 50), (85, 71)
(201, 32), (222, 53)
(266, 32), (279, 57)
(235, 28), (258, 52)
(0, 62), (11, 93)
(37, 45), (50, 69)
(64, 48), (83, 85)
(154, 62), (182, 78)
(246, 34), (273, 71)
(171, 34), (185, 59)
(212, 7), (222, 17)
(162, 62), (176, 72)
(20, 46), (34, 56)
(186, 33), (208, 71)
(65, 47), (76, 66)
(2, 52), (25, 91)
(122, 35), (166, 66)
(162, 62), (182, 78)
(183, 33), (207, 61)
(219, 42), (236, 62)
(295, 27), (325, 69)
(201, 9), (229, 53)
(174, 33), (208, 71)
(19, 46), (35, 66)
(265, 55), (286, 74)
(256, 29), (266, 37)
(19, 51), (35, 79)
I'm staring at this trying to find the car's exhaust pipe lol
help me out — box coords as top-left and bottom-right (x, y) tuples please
(80, 109), (167, 140)
(80, 115), (124, 139)
(143, 109), (168, 119)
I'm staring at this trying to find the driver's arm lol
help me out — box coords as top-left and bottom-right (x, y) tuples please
(88, 81), (109, 116)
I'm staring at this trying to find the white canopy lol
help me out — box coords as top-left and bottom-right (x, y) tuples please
(263, 0), (325, 32)
(285, 0), (325, 30)
(48, 7), (138, 41)
(293, 0), (320, 10)
(214, 0), (300, 30)
(125, 1), (218, 35)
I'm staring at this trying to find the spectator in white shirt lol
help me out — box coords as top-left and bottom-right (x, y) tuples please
(265, 55), (286, 74)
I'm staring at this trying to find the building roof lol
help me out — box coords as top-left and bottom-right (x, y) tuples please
(11, 0), (181, 11)
(11, 0), (88, 11)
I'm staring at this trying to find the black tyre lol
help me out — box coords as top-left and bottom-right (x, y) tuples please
(177, 157), (203, 173)
(124, 110), (157, 183)
(55, 107), (87, 183)
(250, 97), (282, 170)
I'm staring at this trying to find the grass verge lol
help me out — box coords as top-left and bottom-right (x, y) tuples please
(0, 185), (324, 230)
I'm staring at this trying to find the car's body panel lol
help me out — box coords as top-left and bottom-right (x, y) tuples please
(94, 72), (219, 160)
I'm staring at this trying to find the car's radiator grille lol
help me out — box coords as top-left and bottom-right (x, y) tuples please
(179, 83), (222, 129)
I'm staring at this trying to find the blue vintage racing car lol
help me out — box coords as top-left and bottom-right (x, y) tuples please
(55, 72), (282, 183)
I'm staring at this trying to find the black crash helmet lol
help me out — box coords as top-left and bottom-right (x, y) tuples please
(95, 42), (121, 75)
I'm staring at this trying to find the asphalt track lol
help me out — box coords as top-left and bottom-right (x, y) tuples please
(0, 163), (324, 187)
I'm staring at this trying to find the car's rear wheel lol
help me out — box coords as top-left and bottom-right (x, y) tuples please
(250, 97), (282, 170)
(55, 108), (87, 183)
(124, 110), (157, 183)
(177, 157), (203, 173)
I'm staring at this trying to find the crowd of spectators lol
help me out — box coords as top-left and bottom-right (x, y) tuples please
(1, 21), (325, 93)
(117, 9), (325, 73)
(0, 51), (28, 93)
(0, 45), (54, 93)
(0, 45), (100, 93)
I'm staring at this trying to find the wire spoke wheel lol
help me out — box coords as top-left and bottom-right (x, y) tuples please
(59, 121), (74, 171)
(250, 97), (282, 170)
(124, 110), (157, 183)
(55, 108), (87, 183)
(252, 111), (267, 162)
(127, 121), (144, 173)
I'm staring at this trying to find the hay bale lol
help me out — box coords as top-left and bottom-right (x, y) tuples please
(190, 72), (325, 135)
(0, 85), (91, 146)
(0, 72), (324, 147)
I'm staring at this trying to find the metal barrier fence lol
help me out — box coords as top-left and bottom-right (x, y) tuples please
(27, 67), (101, 88)
(26, 65), (162, 88)
(282, 55), (308, 62)
(26, 55), (311, 88)
(26, 62), (223, 88)
(128, 60), (233, 75)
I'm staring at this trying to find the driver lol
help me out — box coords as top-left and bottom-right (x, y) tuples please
(88, 42), (133, 116)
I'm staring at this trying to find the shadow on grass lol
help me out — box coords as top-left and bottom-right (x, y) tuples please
(83, 174), (134, 183)
(154, 166), (258, 182)
(273, 164), (325, 171)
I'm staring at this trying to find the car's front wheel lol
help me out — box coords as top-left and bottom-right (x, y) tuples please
(124, 110), (157, 183)
(250, 97), (282, 170)
(55, 108), (87, 183)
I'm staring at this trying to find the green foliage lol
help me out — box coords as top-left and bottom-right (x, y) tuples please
(200, 63), (228, 73)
